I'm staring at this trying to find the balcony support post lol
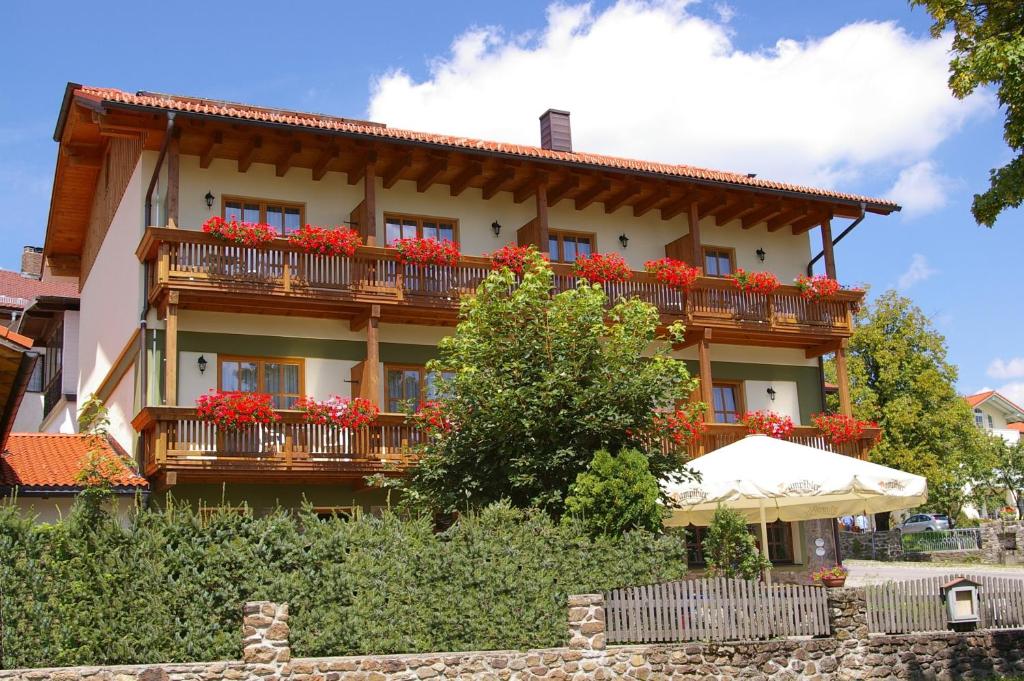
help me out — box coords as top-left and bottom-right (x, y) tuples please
(363, 156), (378, 246)
(834, 339), (852, 417)
(820, 218), (837, 279)
(357, 305), (381, 405)
(688, 202), (702, 271)
(166, 130), (180, 227)
(535, 182), (550, 251)
(165, 291), (179, 406)
(697, 329), (714, 422)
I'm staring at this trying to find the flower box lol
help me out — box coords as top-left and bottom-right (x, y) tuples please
(196, 391), (280, 432)
(288, 225), (362, 257)
(727, 269), (781, 295)
(795, 274), (841, 301)
(572, 253), (632, 284)
(392, 237), (461, 267)
(652, 408), (707, 447)
(202, 216), (278, 247)
(644, 258), (700, 291)
(294, 395), (379, 429)
(487, 244), (545, 275)
(812, 413), (878, 445)
(741, 410), (795, 439)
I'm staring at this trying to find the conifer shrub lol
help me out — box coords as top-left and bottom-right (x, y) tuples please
(0, 500), (687, 668)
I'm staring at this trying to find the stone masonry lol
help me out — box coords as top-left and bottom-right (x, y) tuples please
(4, 591), (1024, 681)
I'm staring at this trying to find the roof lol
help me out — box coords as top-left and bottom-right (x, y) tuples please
(0, 434), (147, 490)
(1008, 422), (1024, 433)
(74, 85), (899, 212)
(0, 270), (78, 310)
(964, 391), (1024, 420)
(0, 325), (32, 350)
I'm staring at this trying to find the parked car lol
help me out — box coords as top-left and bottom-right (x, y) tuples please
(898, 513), (951, 533)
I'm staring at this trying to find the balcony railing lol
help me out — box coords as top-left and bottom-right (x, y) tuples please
(138, 228), (861, 335)
(133, 406), (878, 484)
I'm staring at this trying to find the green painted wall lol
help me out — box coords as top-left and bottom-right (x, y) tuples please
(684, 360), (823, 423)
(151, 483), (391, 516)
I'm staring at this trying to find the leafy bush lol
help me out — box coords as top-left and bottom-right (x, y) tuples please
(564, 449), (666, 536)
(702, 506), (771, 580)
(0, 500), (687, 668)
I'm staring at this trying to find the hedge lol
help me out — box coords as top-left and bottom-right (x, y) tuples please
(0, 500), (687, 669)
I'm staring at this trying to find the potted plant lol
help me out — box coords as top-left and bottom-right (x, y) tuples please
(288, 225), (362, 257)
(202, 216), (278, 247)
(740, 410), (795, 439)
(644, 257), (700, 291)
(392, 237), (461, 267)
(196, 391), (280, 430)
(727, 268), (781, 295)
(812, 413), (878, 446)
(811, 564), (849, 587)
(794, 274), (841, 301)
(294, 395), (379, 429)
(572, 252), (632, 284)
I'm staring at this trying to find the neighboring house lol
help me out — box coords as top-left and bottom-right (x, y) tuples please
(963, 390), (1024, 520)
(0, 245), (80, 433)
(38, 83), (900, 562)
(0, 325), (39, 450)
(0, 433), (148, 521)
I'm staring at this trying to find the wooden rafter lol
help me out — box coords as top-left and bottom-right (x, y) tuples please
(791, 211), (830, 234)
(547, 175), (580, 206)
(312, 144), (339, 181)
(346, 149), (379, 186)
(199, 132), (224, 169)
(449, 161), (483, 197)
(574, 178), (610, 211)
(482, 167), (516, 200)
(766, 206), (806, 232)
(603, 183), (640, 214)
(381, 152), (412, 189)
(512, 172), (547, 204)
(237, 136), (262, 173)
(805, 339), (843, 359)
(714, 200), (756, 226)
(61, 143), (103, 167)
(275, 141), (302, 178)
(741, 202), (783, 229)
(633, 185), (670, 218)
(698, 193), (729, 216)
(416, 155), (449, 193)
(660, 190), (702, 220)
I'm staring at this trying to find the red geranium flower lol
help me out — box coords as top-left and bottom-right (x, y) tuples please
(795, 274), (841, 301)
(288, 225), (362, 257)
(727, 269), (781, 295)
(294, 395), (379, 429)
(202, 216), (277, 247)
(573, 253), (632, 284)
(811, 413), (878, 445)
(487, 244), (546, 275)
(644, 258), (700, 291)
(196, 391), (280, 431)
(392, 237), (460, 267)
(741, 410), (795, 439)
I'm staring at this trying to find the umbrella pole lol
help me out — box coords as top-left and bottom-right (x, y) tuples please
(759, 503), (772, 585)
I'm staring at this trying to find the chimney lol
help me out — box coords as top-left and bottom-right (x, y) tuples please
(20, 246), (43, 279)
(539, 109), (572, 153)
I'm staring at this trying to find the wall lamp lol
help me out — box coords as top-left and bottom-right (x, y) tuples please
(619, 233), (629, 248)
(756, 248), (766, 262)
(766, 386), (777, 401)
(197, 355), (208, 375)
(205, 191), (215, 209)
(491, 221), (502, 237)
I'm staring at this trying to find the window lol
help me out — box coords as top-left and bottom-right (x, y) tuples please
(384, 364), (455, 412)
(762, 521), (794, 563)
(223, 196), (304, 235)
(548, 230), (595, 263)
(43, 321), (63, 389)
(686, 525), (707, 566)
(712, 382), (744, 424)
(974, 409), (984, 428)
(384, 213), (457, 245)
(27, 356), (44, 393)
(218, 355), (304, 409)
(702, 246), (735, 277)
(987, 415), (994, 430)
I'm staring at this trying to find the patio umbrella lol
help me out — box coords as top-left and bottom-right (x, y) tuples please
(663, 434), (927, 580)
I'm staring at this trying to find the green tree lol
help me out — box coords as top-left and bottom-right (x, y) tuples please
(826, 291), (979, 524)
(910, 0), (1024, 226)
(73, 394), (133, 514)
(564, 448), (667, 536)
(405, 249), (698, 516)
(702, 506), (771, 580)
(970, 435), (1024, 518)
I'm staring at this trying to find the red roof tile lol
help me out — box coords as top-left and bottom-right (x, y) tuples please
(1008, 422), (1024, 433)
(965, 391), (996, 409)
(75, 86), (899, 211)
(0, 269), (78, 310)
(1, 434), (147, 489)
(0, 325), (32, 349)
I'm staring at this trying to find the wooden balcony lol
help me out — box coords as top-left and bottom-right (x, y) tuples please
(137, 227), (862, 347)
(133, 406), (878, 489)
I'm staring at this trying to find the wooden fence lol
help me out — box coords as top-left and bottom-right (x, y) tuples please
(604, 577), (830, 643)
(866, 573), (1024, 634)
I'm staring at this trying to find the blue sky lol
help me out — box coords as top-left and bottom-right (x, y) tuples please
(1, 0), (1020, 400)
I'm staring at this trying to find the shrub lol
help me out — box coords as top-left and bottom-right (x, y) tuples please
(0, 501), (688, 668)
(564, 449), (667, 536)
(702, 505), (771, 580)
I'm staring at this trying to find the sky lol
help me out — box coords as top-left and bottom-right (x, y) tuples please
(0, 0), (1021, 402)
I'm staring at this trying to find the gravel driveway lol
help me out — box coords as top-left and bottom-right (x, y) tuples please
(845, 559), (1024, 586)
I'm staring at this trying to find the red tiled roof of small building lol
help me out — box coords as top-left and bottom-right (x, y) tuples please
(1, 434), (147, 490)
(0, 270), (79, 310)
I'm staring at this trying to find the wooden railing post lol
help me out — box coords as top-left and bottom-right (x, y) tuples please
(157, 243), (170, 283)
(155, 423), (167, 465)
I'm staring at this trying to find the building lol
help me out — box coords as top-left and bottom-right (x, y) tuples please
(965, 390), (1024, 444)
(40, 83), (896, 532)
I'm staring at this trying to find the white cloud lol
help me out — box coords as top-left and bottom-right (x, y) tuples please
(988, 358), (1024, 381)
(884, 160), (955, 218)
(896, 253), (937, 290)
(368, 0), (988, 189)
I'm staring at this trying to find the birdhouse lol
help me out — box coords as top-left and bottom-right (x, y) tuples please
(940, 577), (981, 628)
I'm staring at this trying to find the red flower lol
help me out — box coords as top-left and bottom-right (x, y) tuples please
(392, 237), (461, 267)
(741, 410), (795, 439)
(294, 395), (379, 429)
(644, 258), (700, 291)
(811, 413), (878, 445)
(795, 275), (841, 301)
(202, 216), (277, 247)
(196, 391), (280, 431)
(573, 253), (632, 284)
(487, 244), (546, 275)
(413, 400), (455, 436)
(288, 225), (362, 257)
(652, 408), (707, 446)
(727, 269), (781, 295)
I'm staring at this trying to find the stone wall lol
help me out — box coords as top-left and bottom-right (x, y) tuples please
(981, 520), (1024, 565)
(4, 591), (1024, 681)
(839, 530), (904, 561)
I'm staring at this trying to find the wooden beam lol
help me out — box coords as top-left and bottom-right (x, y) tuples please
(346, 150), (378, 186)
(482, 167), (515, 200)
(633, 185), (670, 218)
(166, 132), (180, 227)
(363, 157), (378, 246)
(449, 161), (483, 197)
(513, 172), (547, 204)
(766, 207), (805, 232)
(358, 306), (381, 404)
(603, 183), (640, 214)
(689, 202), (703, 269)
(535, 184), (550, 251)
(350, 304), (382, 332)
(660, 190), (701, 220)
(45, 254), (80, 276)
(312, 144), (339, 181)
(62, 143), (103, 167)
(237, 136), (262, 173)
(274, 141), (302, 178)
(804, 339), (843, 359)
(416, 155), (449, 193)
(382, 152), (412, 189)
(199, 131), (224, 169)
(820, 217), (837, 279)
(835, 340), (852, 417)
(714, 200), (756, 227)
(165, 292), (179, 405)
(791, 211), (829, 235)
(697, 193), (729, 216)
(697, 329), (714, 422)
(574, 178), (610, 211)
(741, 202), (783, 229)
(547, 175), (580, 206)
